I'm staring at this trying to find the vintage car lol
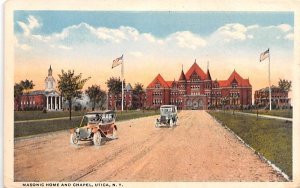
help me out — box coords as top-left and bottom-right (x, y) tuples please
(70, 110), (118, 146)
(155, 105), (178, 128)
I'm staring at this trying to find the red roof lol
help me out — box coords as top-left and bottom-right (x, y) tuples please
(206, 69), (212, 80)
(166, 81), (174, 87)
(146, 74), (170, 88)
(185, 62), (207, 80)
(218, 70), (251, 87)
(178, 70), (187, 81)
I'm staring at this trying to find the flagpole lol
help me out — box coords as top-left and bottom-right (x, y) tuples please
(268, 48), (272, 110)
(121, 55), (124, 112)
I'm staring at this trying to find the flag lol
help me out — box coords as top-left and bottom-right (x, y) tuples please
(112, 55), (123, 68)
(260, 49), (269, 62)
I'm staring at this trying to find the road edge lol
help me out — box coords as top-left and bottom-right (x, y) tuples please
(209, 113), (291, 182)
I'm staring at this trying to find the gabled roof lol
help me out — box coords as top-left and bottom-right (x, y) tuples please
(206, 69), (212, 80)
(166, 81), (174, 88)
(124, 83), (133, 91)
(178, 70), (187, 81)
(185, 62), (207, 80)
(147, 74), (170, 88)
(218, 70), (251, 87)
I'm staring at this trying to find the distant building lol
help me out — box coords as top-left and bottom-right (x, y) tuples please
(146, 60), (252, 110)
(107, 83), (146, 110)
(107, 83), (133, 110)
(254, 86), (291, 108)
(14, 66), (63, 111)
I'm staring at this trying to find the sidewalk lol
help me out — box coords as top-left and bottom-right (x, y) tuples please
(235, 111), (292, 122)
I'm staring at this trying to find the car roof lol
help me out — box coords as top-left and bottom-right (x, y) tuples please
(160, 105), (176, 108)
(86, 110), (115, 115)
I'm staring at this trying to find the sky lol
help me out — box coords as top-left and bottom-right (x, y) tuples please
(14, 11), (294, 97)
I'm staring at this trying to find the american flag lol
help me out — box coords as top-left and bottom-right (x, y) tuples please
(260, 49), (269, 62)
(112, 55), (123, 68)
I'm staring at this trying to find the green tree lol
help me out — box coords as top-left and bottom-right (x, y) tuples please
(57, 70), (90, 120)
(20, 79), (35, 109)
(14, 83), (24, 111)
(106, 77), (125, 109)
(132, 83), (145, 109)
(85, 85), (106, 111)
(278, 79), (292, 92)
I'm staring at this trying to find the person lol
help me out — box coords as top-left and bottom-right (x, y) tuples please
(94, 114), (101, 122)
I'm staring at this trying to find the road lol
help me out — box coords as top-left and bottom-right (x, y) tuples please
(14, 110), (285, 182)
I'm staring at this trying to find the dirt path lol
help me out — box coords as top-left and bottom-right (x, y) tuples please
(14, 110), (285, 182)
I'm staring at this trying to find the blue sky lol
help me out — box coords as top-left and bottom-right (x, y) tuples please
(14, 11), (294, 94)
(14, 11), (293, 37)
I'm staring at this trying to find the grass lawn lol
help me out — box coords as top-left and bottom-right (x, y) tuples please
(14, 110), (159, 138)
(208, 111), (292, 179)
(14, 111), (85, 121)
(240, 109), (293, 118)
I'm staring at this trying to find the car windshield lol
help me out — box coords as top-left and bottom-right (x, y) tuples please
(80, 116), (89, 127)
(160, 108), (172, 115)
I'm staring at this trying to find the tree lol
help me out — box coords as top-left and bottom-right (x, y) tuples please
(132, 83), (145, 109)
(85, 85), (106, 111)
(14, 83), (24, 111)
(278, 79), (292, 92)
(20, 79), (35, 109)
(57, 70), (90, 120)
(106, 77), (125, 109)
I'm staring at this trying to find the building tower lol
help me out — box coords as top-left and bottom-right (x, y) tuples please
(45, 65), (56, 92)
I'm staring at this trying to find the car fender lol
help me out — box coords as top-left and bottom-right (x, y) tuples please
(69, 128), (75, 134)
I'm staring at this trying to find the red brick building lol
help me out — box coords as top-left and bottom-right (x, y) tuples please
(108, 83), (146, 110)
(14, 66), (63, 111)
(146, 61), (252, 110)
(254, 86), (291, 108)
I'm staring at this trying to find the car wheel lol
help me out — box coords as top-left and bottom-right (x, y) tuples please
(70, 132), (79, 145)
(93, 131), (102, 146)
(112, 127), (118, 139)
(169, 119), (174, 128)
(155, 120), (160, 128)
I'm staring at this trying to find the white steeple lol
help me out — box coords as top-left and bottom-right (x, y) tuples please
(45, 65), (56, 92)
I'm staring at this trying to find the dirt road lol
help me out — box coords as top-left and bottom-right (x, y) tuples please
(14, 111), (285, 181)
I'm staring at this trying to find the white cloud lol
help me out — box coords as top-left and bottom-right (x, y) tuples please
(58, 45), (72, 50)
(17, 15), (40, 36)
(14, 21), (293, 58)
(14, 36), (31, 50)
(216, 23), (248, 41)
(167, 31), (206, 49)
(27, 15), (40, 30)
(285, 33), (294, 40)
(247, 35), (254, 39)
(247, 25), (259, 30)
(129, 51), (143, 57)
(277, 24), (292, 32)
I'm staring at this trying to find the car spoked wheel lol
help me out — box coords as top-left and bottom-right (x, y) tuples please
(93, 131), (102, 146)
(169, 119), (174, 128)
(70, 132), (79, 145)
(112, 127), (118, 139)
(155, 120), (160, 128)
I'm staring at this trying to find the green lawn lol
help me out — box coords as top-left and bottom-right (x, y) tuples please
(240, 109), (293, 118)
(208, 111), (292, 179)
(14, 110), (159, 137)
(14, 111), (85, 121)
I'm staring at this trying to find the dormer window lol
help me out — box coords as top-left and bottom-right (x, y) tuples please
(155, 83), (160, 88)
(232, 82), (238, 88)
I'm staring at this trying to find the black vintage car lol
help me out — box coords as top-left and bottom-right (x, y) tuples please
(155, 105), (179, 128)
